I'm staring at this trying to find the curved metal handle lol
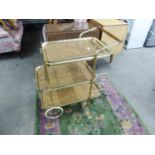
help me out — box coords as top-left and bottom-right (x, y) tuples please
(96, 41), (121, 55)
(79, 27), (97, 38)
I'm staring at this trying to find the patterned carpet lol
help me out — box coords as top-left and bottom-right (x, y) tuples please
(35, 77), (149, 135)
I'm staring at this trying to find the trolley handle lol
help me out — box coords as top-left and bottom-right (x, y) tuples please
(79, 27), (123, 55)
(79, 27), (98, 38)
(96, 41), (121, 55)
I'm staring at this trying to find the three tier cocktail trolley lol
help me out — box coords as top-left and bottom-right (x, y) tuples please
(35, 28), (121, 119)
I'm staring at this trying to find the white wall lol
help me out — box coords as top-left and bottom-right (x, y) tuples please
(125, 19), (153, 49)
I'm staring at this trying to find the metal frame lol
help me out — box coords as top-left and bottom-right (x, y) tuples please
(35, 27), (122, 119)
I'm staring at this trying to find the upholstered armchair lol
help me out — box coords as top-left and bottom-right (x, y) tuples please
(0, 21), (23, 54)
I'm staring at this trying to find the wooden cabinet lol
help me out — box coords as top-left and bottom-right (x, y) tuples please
(43, 22), (100, 41)
(89, 19), (128, 56)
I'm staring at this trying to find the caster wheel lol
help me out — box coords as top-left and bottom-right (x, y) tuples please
(45, 107), (63, 119)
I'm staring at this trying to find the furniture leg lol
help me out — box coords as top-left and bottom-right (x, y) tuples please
(110, 55), (114, 63)
(18, 52), (24, 58)
(87, 55), (97, 105)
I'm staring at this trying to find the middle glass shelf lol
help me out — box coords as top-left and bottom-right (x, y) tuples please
(35, 61), (95, 91)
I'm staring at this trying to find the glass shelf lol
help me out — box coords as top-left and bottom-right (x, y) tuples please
(40, 82), (101, 110)
(42, 37), (111, 65)
(35, 61), (93, 91)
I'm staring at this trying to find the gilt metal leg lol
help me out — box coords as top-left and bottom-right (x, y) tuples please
(87, 55), (98, 105)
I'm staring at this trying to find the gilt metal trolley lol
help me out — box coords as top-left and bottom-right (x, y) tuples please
(35, 28), (122, 119)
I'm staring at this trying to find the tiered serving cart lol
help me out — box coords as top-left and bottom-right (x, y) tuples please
(35, 28), (121, 119)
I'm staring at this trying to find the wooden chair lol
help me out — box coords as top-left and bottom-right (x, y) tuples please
(0, 19), (18, 31)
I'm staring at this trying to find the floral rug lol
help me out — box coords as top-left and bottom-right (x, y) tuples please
(35, 77), (149, 135)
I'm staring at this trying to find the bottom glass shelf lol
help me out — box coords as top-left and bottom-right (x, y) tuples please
(39, 82), (101, 110)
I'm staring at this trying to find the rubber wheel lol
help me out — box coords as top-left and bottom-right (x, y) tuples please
(45, 107), (63, 119)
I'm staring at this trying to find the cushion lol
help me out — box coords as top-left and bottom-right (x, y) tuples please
(0, 27), (9, 38)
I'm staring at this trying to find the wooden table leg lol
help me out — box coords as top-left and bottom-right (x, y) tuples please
(109, 55), (114, 63)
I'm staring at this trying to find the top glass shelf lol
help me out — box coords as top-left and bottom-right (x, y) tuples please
(42, 37), (111, 65)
